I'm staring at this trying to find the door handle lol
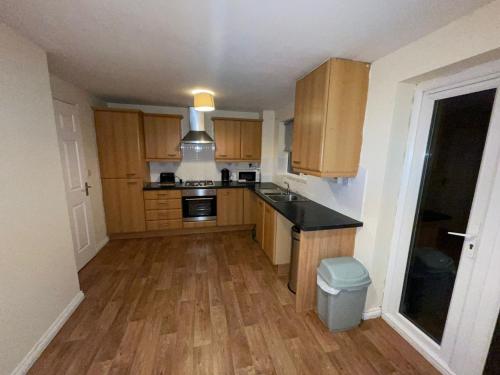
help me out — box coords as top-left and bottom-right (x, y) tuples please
(447, 231), (478, 258)
(84, 182), (92, 196)
(447, 231), (476, 240)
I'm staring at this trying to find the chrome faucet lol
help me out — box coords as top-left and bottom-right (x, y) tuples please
(284, 181), (290, 195)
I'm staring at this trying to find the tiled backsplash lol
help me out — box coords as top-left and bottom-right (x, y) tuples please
(149, 146), (260, 181)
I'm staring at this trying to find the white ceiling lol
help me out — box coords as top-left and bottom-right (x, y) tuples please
(0, 0), (491, 111)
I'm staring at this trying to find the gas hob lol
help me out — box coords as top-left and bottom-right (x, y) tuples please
(184, 180), (214, 187)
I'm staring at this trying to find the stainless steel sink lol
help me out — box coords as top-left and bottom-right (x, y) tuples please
(266, 193), (307, 202)
(258, 188), (284, 195)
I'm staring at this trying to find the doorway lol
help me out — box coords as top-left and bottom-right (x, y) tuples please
(53, 99), (97, 270)
(383, 65), (500, 374)
(399, 89), (496, 344)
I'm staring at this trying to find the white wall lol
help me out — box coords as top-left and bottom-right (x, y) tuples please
(0, 23), (81, 374)
(274, 0), (500, 312)
(49, 75), (108, 247)
(108, 103), (276, 181)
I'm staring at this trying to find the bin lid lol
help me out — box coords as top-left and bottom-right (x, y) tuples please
(317, 257), (371, 290)
(414, 247), (455, 273)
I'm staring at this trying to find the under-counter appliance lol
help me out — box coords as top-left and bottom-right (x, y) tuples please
(182, 189), (217, 222)
(159, 172), (175, 185)
(238, 170), (260, 183)
(288, 226), (301, 293)
(221, 168), (230, 182)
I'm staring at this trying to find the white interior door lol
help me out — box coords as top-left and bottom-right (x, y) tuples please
(383, 63), (500, 374)
(53, 99), (97, 270)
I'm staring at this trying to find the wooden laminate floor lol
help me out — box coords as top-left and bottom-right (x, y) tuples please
(30, 231), (439, 374)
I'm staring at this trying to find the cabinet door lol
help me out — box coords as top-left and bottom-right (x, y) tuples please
(144, 114), (181, 160)
(302, 61), (329, 172)
(216, 189), (243, 226)
(240, 121), (262, 160)
(263, 203), (276, 262)
(293, 61), (329, 173)
(291, 78), (305, 170)
(255, 198), (265, 247)
(95, 110), (145, 178)
(214, 120), (241, 160)
(322, 59), (369, 176)
(102, 179), (146, 233)
(243, 189), (257, 225)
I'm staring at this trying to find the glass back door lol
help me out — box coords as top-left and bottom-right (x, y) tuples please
(399, 88), (496, 343)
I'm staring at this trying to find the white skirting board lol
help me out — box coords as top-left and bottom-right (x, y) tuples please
(363, 307), (382, 320)
(10, 291), (85, 375)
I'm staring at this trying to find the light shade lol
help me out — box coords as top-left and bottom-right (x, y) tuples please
(193, 92), (215, 111)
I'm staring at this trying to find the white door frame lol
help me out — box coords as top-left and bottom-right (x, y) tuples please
(382, 60), (500, 375)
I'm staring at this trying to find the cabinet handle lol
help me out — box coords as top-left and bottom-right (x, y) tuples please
(218, 154), (227, 157)
(245, 154), (253, 158)
(127, 181), (138, 184)
(167, 154), (177, 157)
(292, 160), (301, 165)
(126, 173), (136, 176)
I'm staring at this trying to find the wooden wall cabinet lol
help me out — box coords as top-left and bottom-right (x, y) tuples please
(213, 119), (241, 160)
(143, 114), (182, 161)
(240, 121), (262, 160)
(292, 58), (370, 177)
(216, 188), (244, 226)
(94, 109), (147, 179)
(213, 118), (262, 161)
(101, 179), (146, 233)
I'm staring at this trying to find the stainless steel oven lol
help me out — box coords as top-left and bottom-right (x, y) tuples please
(182, 189), (217, 222)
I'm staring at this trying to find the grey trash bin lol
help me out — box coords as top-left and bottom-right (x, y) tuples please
(317, 257), (371, 332)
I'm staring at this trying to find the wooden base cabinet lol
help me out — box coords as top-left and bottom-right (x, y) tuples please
(255, 198), (265, 247)
(217, 189), (244, 226)
(263, 202), (276, 261)
(260, 200), (294, 266)
(243, 189), (257, 224)
(102, 179), (146, 233)
(143, 190), (182, 231)
(295, 228), (356, 312)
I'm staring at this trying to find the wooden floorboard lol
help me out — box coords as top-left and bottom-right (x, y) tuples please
(29, 231), (439, 375)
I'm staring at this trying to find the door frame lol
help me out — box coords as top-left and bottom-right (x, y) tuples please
(382, 60), (500, 374)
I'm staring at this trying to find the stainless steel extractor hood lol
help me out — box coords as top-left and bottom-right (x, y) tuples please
(181, 107), (214, 144)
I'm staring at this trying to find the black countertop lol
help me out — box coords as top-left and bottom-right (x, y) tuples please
(143, 181), (363, 231)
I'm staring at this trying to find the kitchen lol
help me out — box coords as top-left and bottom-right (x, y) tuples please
(2, 1), (500, 374)
(92, 58), (367, 314)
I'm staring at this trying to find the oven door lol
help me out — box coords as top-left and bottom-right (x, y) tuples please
(182, 196), (217, 221)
